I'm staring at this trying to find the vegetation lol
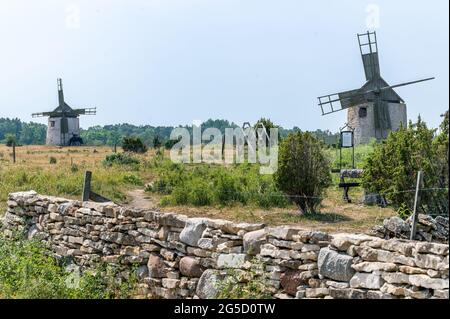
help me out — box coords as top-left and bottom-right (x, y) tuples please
(122, 136), (148, 153)
(217, 262), (271, 299)
(147, 157), (289, 208)
(0, 118), (46, 145)
(275, 132), (332, 214)
(103, 153), (140, 167)
(363, 115), (449, 217)
(0, 231), (137, 299)
(1, 117), (340, 147)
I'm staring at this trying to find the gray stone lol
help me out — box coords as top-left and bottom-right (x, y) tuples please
(352, 262), (397, 272)
(331, 233), (375, 251)
(196, 269), (222, 299)
(243, 229), (266, 255)
(350, 272), (384, 289)
(217, 254), (248, 269)
(266, 226), (301, 240)
(318, 247), (355, 282)
(179, 218), (207, 247)
(408, 275), (449, 290)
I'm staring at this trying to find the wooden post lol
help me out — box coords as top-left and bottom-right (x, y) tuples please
(113, 143), (117, 153)
(12, 141), (16, 164)
(82, 171), (92, 202)
(410, 171), (423, 240)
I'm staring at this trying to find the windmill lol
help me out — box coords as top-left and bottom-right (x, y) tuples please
(318, 31), (434, 144)
(32, 79), (96, 146)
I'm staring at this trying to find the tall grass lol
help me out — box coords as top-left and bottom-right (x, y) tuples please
(146, 157), (290, 208)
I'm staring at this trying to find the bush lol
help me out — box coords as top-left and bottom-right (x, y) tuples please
(147, 158), (289, 208)
(275, 132), (331, 214)
(362, 116), (449, 217)
(103, 153), (140, 167)
(217, 261), (271, 299)
(0, 232), (137, 299)
(5, 134), (16, 147)
(122, 136), (147, 153)
(49, 156), (57, 164)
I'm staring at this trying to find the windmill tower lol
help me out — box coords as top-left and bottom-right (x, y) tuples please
(318, 31), (434, 145)
(32, 79), (96, 146)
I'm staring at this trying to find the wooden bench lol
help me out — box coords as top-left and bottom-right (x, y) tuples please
(335, 169), (364, 203)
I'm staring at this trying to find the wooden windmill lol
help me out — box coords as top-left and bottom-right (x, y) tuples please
(32, 79), (96, 146)
(318, 31), (434, 144)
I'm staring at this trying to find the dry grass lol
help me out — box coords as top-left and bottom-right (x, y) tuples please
(0, 145), (396, 233)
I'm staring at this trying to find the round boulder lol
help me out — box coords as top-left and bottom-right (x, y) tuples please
(179, 257), (204, 278)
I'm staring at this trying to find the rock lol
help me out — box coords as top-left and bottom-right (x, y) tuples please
(331, 233), (375, 251)
(280, 270), (305, 296)
(318, 248), (355, 282)
(380, 283), (431, 299)
(196, 270), (222, 299)
(398, 266), (427, 275)
(415, 242), (449, 256)
(136, 265), (148, 280)
(384, 216), (410, 234)
(408, 275), (449, 290)
(328, 288), (366, 299)
(366, 291), (394, 299)
(243, 229), (266, 255)
(325, 281), (350, 289)
(433, 289), (449, 299)
(179, 218), (207, 247)
(266, 226), (301, 240)
(381, 272), (410, 284)
(380, 239), (415, 256)
(350, 272), (384, 289)
(147, 254), (168, 278)
(217, 254), (247, 269)
(415, 253), (446, 271)
(305, 288), (329, 298)
(352, 262), (397, 272)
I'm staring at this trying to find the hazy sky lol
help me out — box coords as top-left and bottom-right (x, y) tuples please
(0, 0), (448, 131)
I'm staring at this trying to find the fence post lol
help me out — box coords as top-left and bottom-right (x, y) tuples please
(410, 171), (423, 241)
(82, 171), (92, 202)
(12, 141), (16, 164)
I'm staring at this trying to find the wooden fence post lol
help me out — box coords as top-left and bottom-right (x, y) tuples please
(410, 171), (423, 241)
(82, 171), (92, 202)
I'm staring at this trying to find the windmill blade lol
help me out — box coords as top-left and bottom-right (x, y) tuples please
(73, 107), (97, 115)
(318, 88), (366, 115)
(358, 31), (380, 81)
(377, 77), (435, 92)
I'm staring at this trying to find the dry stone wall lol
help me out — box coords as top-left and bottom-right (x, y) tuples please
(2, 191), (449, 299)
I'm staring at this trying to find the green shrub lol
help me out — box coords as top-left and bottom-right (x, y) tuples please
(217, 262), (271, 299)
(49, 156), (57, 164)
(363, 116), (449, 216)
(5, 134), (16, 147)
(103, 153), (140, 167)
(122, 136), (148, 154)
(275, 132), (331, 214)
(0, 232), (137, 299)
(147, 158), (290, 209)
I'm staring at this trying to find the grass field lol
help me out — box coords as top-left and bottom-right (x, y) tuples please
(0, 144), (395, 233)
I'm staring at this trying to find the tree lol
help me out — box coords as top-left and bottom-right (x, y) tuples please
(122, 136), (148, 153)
(5, 134), (16, 147)
(152, 135), (162, 149)
(275, 132), (331, 214)
(362, 116), (448, 216)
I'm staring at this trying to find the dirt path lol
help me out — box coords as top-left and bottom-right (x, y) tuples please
(126, 189), (155, 210)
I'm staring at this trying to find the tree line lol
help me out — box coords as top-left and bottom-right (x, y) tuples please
(0, 117), (339, 147)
